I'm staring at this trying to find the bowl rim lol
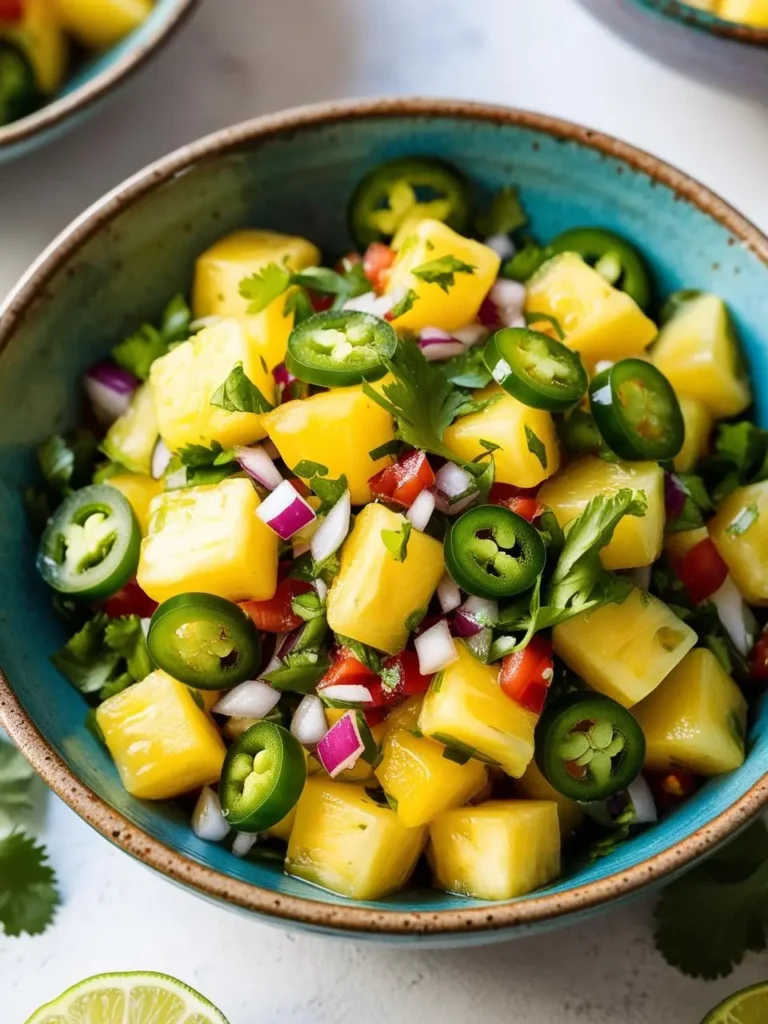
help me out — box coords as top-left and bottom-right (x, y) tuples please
(0, 0), (200, 152)
(628, 0), (768, 44)
(2, 95), (768, 937)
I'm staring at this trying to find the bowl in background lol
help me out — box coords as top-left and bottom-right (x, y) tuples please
(1, 98), (768, 944)
(0, 0), (198, 164)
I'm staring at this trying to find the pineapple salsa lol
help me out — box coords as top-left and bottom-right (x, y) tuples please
(30, 155), (766, 903)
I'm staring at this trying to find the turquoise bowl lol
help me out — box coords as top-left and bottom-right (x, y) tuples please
(2, 99), (768, 944)
(576, 0), (768, 99)
(0, 0), (198, 164)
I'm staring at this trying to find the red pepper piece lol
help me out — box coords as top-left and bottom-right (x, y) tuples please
(363, 242), (395, 293)
(102, 579), (158, 619)
(368, 450), (435, 508)
(240, 578), (313, 633)
(499, 634), (554, 715)
(672, 536), (728, 606)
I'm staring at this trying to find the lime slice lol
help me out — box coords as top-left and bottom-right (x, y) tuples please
(25, 971), (230, 1024)
(703, 982), (768, 1024)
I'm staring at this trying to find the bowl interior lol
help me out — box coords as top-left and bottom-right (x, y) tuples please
(630, 0), (768, 40)
(2, 107), (768, 928)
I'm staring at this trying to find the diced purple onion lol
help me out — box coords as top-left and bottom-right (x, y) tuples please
(664, 473), (687, 521)
(437, 573), (462, 614)
(627, 775), (658, 825)
(414, 619), (459, 675)
(485, 233), (516, 260)
(406, 488), (435, 532)
(272, 364), (294, 389)
(451, 322), (489, 348)
(318, 683), (375, 706)
(419, 328), (466, 362)
(311, 490), (351, 564)
(710, 575), (758, 656)
(83, 361), (139, 425)
(290, 694), (329, 747)
(212, 680), (280, 718)
(460, 595), (499, 627)
(192, 787), (230, 842)
(277, 627), (303, 661)
(465, 626), (492, 663)
(151, 439), (172, 480)
(256, 479), (317, 540)
(452, 609), (484, 638)
(232, 832), (258, 857)
(235, 445), (284, 491)
(314, 711), (365, 777)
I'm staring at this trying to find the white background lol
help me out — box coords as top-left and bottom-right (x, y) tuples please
(2, 1), (768, 1020)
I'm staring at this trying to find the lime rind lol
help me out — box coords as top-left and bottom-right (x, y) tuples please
(702, 981), (768, 1024)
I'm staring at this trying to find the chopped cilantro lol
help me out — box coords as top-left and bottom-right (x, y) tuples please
(475, 186), (528, 238)
(388, 288), (418, 319)
(525, 425), (548, 469)
(0, 832), (59, 937)
(726, 503), (759, 537)
(293, 460), (329, 478)
(210, 362), (274, 414)
(412, 255), (476, 293)
(112, 295), (191, 380)
(381, 520), (412, 562)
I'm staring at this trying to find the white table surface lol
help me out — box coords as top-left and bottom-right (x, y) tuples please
(3, 1), (768, 1020)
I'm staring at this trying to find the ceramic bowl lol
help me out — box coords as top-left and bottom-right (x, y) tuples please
(576, 0), (768, 99)
(0, 0), (198, 163)
(2, 98), (768, 945)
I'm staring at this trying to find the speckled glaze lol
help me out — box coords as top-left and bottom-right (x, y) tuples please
(2, 98), (768, 945)
(576, 0), (768, 100)
(0, 0), (198, 163)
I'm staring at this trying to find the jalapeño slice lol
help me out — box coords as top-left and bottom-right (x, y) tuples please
(444, 505), (546, 600)
(536, 691), (645, 801)
(589, 358), (684, 462)
(36, 485), (141, 601)
(220, 722), (307, 833)
(484, 327), (588, 411)
(0, 41), (38, 127)
(148, 593), (261, 690)
(286, 310), (397, 387)
(548, 227), (652, 310)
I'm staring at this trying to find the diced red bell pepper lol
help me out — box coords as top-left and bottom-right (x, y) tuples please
(368, 450), (436, 508)
(499, 634), (554, 715)
(378, 650), (432, 705)
(321, 649), (379, 688)
(648, 769), (697, 811)
(750, 629), (768, 683)
(672, 537), (728, 606)
(0, 0), (24, 22)
(363, 243), (395, 293)
(102, 579), (158, 619)
(240, 578), (313, 633)
(489, 483), (545, 522)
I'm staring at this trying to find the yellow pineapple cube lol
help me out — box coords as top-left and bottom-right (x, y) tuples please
(263, 386), (395, 505)
(674, 396), (713, 473)
(718, 0), (768, 25)
(538, 456), (664, 570)
(710, 481), (768, 605)
(664, 526), (709, 563)
(3, 0), (67, 94)
(106, 473), (162, 534)
(652, 294), (750, 419)
(137, 478), (278, 604)
(96, 669), (226, 800)
(101, 384), (158, 475)
(444, 385), (560, 488)
(286, 777), (427, 900)
(327, 504), (445, 654)
(385, 219), (500, 332)
(149, 319), (275, 452)
(55, 0), (151, 48)
(419, 641), (538, 777)
(428, 800), (560, 900)
(633, 649), (747, 775)
(193, 230), (321, 370)
(553, 588), (697, 707)
(515, 761), (584, 835)
(525, 253), (657, 363)
(265, 808), (297, 843)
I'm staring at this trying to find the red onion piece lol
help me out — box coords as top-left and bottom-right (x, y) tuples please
(315, 711), (365, 777)
(235, 444), (284, 491)
(84, 361), (139, 425)
(478, 296), (502, 328)
(291, 694), (329, 747)
(272, 363), (294, 389)
(437, 573), (462, 614)
(664, 473), (687, 521)
(212, 680), (280, 718)
(452, 609), (484, 638)
(151, 439), (172, 480)
(419, 330), (466, 362)
(192, 787), (230, 842)
(414, 620), (459, 674)
(276, 627), (304, 661)
(406, 488), (435, 532)
(311, 490), (351, 564)
(256, 480), (316, 540)
(318, 683), (375, 706)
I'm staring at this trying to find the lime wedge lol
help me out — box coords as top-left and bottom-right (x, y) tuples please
(703, 982), (768, 1024)
(25, 971), (229, 1024)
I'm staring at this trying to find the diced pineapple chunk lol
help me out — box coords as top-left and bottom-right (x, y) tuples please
(538, 457), (664, 570)
(718, 0), (768, 26)
(286, 777), (427, 900)
(664, 526), (708, 563)
(193, 230), (321, 370)
(674, 396), (713, 473)
(4, 0), (67, 94)
(55, 0), (151, 49)
(327, 504), (445, 654)
(106, 473), (162, 534)
(652, 294), (750, 420)
(385, 219), (500, 332)
(710, 481), (768, 605)
(137, 478), (278, 604)
(633, 649), (747, 775)
(419, 641), (537, 777)
(266, 807), (297, 843)
(149, 319), (274, 452)
(102, 384), (158, 475)
(554, 588), (697, 707)
(263, 386), (395, 505)
(375, 700), (488, 828)
(428, 800), (560, 901)
(444, 386), (560, 488)
(321, 709), (386, 784)
(525, 253), (657, 363)
(96, 669), (226, 799)
(515, 761), (584, 835)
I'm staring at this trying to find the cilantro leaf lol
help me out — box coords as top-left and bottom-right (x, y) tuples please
(381, 520), (412, 562)
(242, 261), (371, 318)
(0, 742), (35, 835)
(665, 472), (713, 533)
(439, 345), (493, 389)
(475, 186), (528, 238)
(525, 425), (547, 469)
(210, 362), (274, 414)
(37, 430), (98, 496)
(452, 393), (502, 421)
(291, 590), (325, 622)
(283, 286), (314, 324)
(388, 288), (418, 319)
(51, 613), (151, 699)
(368, 440), (402, 461)
(111, 296), (191, 380)
(160, 293), (192, 344)
(701, 421), (768, 501)
(240, 263), (293, 314)
(726, 503), (759, 537)
(0, 831), (59, 937)
(293, 460), (329, 478)
(334, 634), (383, 673)
(171, 442), (239, 488)
(104, 615), (152, 681)
(412, 255), (476, 293)
(264, 652), (330, 694)
(309, 474), (348, 516)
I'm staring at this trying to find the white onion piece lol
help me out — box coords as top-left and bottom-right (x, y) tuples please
(234, 444), (284, 491)
(140, 617), (151, 639)
(292, 539), (310, 559)
(83, 362), (139, 425)
(192, 787), (230, 842)
(407, 489), (435, 532)
(435, 461), (476, 501)
(343, 290), (394, 317)
(437, 573), (462, 614)
(433, 489), (480, 516)
(415, 620), (459, 675)
(164, 465), (188, 489)
(263, 652), (282, 675)
(627, 775), (658, 825)
(232, 832), (258, 858)
(489, 278), (527, 326)
(151, 439), (172, 480)
(314, 578), (328, 602)
(460, 595), (499, 627)
(420, 339), (466, 362)
(256, 480), (316, 540)
(189, 315), (224, 333)
(711, 575), (758, 656)
(212, 680), (281, 718)
(594, 360), (614, 376)
(319, 683), (375, 706)
(418, 327), (452, 343)
(452, 323), (488, 347)
(485, 233), (516, 260)
(311, 490), (351, 564)
(291, 694), (329, 747)
(315, 712), (365, 778)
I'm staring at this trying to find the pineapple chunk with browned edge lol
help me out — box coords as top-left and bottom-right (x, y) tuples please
(553, 588), (697, 707)
(96, 669), (226, 800)
(106, 473), (162, 535)
(710, 481), (768, 605)
(539, 457), (664, 570)
(419, 641), (538, 777)
(428, 800), (561, 901)
(286, 777), (427, 900)
(525, 253), (657, 363)
(674, 396), (713, 474)
(102, 384), (158, 475)
(633, 649), (747, 775)
(515, 761), (584, 836)
(193, 230), (321, 370)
